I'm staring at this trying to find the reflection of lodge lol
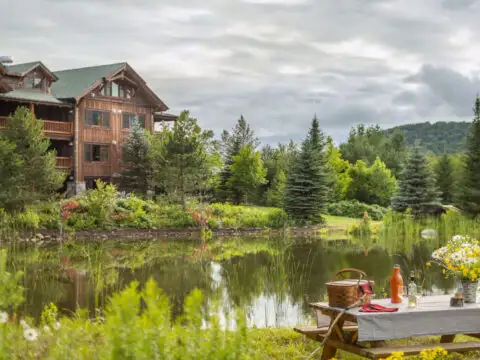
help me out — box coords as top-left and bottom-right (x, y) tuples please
(58, 256), (88, 313)
(0, 61), (177, 195)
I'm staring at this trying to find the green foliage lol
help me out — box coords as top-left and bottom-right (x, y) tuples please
(327, 200), (387, 221)
(392, 147), (442, 215)
(340, 124), (407, 177)
(347, 157), (397, 207)
(326, 137), (351, 201)
(266, 169), (287, 208)
(0, 107), (64, 212)
(219, 115), (260, 202)
(153, 111), (216, 206)
(227, 145), (267, 204)
(284, 116), (330, 224)
(459, 97), (480, 215)
(385, 121), (470, 154)
(83, 181), (118, 227)
(434, 154), (455, 204)
(0, 250), (24, 312)
(120, 120), (153, 195)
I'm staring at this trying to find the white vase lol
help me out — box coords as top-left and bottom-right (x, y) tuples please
(462, 280), (478, 304)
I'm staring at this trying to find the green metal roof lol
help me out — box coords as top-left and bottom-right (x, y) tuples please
(0, 89), (65, 105)
(5, 61), (43, 74)
(51, 62), (125, 99)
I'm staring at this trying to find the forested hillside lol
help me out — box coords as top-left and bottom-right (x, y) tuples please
(385, 121), (470, 154)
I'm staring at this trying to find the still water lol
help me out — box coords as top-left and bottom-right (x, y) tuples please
(6, 236), (452, 327)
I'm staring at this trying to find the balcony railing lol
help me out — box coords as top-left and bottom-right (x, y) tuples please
(0, 116), (73, 136)
(56, 157), (73, 170)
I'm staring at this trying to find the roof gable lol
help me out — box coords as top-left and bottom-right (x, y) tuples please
(51, 62), (126, 99)
(5, 61), (58, 81)
(51, 62), (168, 111)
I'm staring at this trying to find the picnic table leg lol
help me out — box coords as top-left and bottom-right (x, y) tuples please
(321, 318), (345, 360)
(440, 335), (456, 343)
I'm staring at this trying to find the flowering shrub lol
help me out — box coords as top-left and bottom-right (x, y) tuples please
(432, 235), (480, 281)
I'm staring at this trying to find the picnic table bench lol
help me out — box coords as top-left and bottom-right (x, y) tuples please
(294, 295), (480, 359)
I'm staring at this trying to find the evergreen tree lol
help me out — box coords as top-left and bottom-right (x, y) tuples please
(284, 116), (329, 224)
(152, 111), (214, 207)
(391, 147), (441, 215)
(459, 97), (480, 214)
(219, 115), (259, 201)
(0, 107), (64, 212)
(435, 154), (454, 204)
(227, 145), (267, 204)
(120, 120), (152, 195)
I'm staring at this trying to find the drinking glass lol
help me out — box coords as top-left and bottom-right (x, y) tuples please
(416, 286), (423, 308)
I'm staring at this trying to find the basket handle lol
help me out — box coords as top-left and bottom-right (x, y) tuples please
(334, 268), (367, 281)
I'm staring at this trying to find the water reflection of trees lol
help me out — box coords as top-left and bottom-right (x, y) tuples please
(3, 236), (456, 324)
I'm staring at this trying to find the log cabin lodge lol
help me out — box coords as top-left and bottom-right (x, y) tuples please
(0, 61), (176, 195)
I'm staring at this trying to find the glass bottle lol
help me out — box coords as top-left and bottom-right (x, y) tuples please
(390, 264), (404, 304)
(408, 271), (417, 308)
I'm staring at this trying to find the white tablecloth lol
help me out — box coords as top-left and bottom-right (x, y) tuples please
(346, 295), (480, 342)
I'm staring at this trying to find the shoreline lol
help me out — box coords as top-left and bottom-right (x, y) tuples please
(17, 225), (346, 243)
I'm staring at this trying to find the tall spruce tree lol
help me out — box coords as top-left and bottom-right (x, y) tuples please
(0, 107), (64, 212)
(459, 97), (480, 214)
(219, 115), (259, 201)
(435, 154), (454, 204)
(120, 120), (153, 195)
(391, 146), (441, 215)
(284, 116), (329, 224)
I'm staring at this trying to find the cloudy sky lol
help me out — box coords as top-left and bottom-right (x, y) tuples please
(3, 0), (480, 144)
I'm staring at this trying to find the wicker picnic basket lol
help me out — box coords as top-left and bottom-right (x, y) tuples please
(326, 268), (373, 308)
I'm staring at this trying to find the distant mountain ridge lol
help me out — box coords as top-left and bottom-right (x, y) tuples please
(385, 121), (471, 154)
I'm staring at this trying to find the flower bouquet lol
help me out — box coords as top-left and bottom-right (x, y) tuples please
(432, 235), (480, 303)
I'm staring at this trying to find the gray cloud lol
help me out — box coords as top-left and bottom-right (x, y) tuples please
(2, 0), (480, 144)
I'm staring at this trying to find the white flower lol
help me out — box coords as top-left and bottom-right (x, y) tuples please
(23, 328), (38, 341)
(453, 235), (464, 241)
(43, 325), (51, 333)
(20, 320), (30, 329)
(0, 311), (8, 324)
(53, 322), (61, 330)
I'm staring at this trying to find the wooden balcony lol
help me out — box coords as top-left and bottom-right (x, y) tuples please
(0, 116), (73, 139)
(56, 157), (73, 170)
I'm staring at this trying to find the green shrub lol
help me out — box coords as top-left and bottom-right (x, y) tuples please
(327, 200), (387, 220)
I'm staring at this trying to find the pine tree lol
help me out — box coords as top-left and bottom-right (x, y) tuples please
(435, 154), (454, 204)
(391, 147), (441, 215)
(120, 120), (152, 195)
(459, 97), (480, 214)
(0, 107), (64, 212)
(266, 169), (287, 208)
(219, 115), (259, 201)
(284, 116), (329, 224)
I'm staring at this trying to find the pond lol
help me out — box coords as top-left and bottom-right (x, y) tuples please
(4, 235), (453, 327)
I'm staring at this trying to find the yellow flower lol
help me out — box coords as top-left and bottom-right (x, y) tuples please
(426, 262), (431, 267)
(442, 269), (446, 274)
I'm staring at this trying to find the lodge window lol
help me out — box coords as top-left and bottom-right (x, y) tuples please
(84, 144), (109, 162)
(101, 81), (135, 99)
(122, 113), (146, 129)
(85, 110), (110, 128)
(24, 71), (44, 90)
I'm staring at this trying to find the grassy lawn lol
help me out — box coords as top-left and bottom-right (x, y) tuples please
(251, 328), (478, 359)
(324, 214), (382, 230)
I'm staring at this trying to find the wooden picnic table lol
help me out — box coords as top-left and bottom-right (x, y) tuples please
(294, 295), (480, 359)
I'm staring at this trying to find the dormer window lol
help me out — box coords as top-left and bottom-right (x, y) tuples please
(101, 81), (135, 98)
(24, 71), (45, 90)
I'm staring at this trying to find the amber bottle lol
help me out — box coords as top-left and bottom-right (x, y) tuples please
(390, 264), (403, 304)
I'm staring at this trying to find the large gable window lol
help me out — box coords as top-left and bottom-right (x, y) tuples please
(85, 110), (110, 128)
(101, 81), (135, 99)
(122, 113), (145, 129)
